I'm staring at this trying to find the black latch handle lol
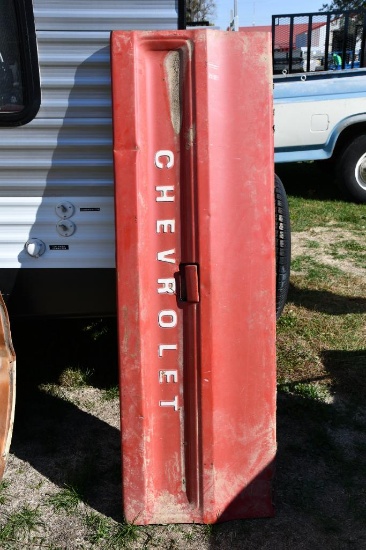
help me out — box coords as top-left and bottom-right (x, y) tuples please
(176, 264), (199, 303)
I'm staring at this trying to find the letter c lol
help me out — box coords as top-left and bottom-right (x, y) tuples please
(155, 150), (174, 169)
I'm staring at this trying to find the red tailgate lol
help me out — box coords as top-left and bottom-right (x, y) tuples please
(111, 29), (276, 524)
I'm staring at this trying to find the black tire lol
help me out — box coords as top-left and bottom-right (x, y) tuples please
(275, 175), (291, 320)
(336, 134), (366, 203)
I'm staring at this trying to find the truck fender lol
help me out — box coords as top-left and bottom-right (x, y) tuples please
(325, 113), (366, 159)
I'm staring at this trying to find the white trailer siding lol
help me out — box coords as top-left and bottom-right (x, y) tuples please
(34, 0), (178, 31)
(0, 0), (178, 272)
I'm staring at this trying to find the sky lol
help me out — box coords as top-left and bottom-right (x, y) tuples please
(215, 0), (327, 29)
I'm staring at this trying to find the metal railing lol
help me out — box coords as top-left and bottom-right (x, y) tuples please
(272, 10), (366, 74)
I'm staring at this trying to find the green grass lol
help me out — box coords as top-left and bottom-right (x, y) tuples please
(276, 161), (366, 418)
(325, 239), (366, 267)
(305, 239), (321, 249)
(85, 512), (142, 549)
(108, 520), (141, 548)
(288, 195), (366, 232)
(291, 256), (345, 282)
(102, 385), (120, 401)
(0, 480), (10, 506)
(275, 165), (366, 500)
(47, 485), (83, 513)
(0, 506), (44, 545)
(85, 512), (113, 544)
(58, 366), (94, 388)
(276, 161), (366, 232)
(278, 381), (331, 402)
(0, 162), (365, 547)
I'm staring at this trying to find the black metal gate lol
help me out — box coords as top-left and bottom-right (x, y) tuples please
(272, 11), (366, 74)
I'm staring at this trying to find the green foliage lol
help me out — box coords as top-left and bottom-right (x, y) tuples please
(85, 512), (113, 545)
(278, 381), (331, 402)
(291, 256), (344, 282)
(287, 195), (366, 232)
(0, 480), (10, 506)
(108, 520), (141, 548)
(0, 506), (44, 544)
(186, 0), (216, 23)
(321, 1), (366, 11)
(3, 159), (366, 547)
(47, 485), (83, 513)
(102, 385), (120, 401)
(277, 168), (366, 405)
(58, 366), (93, 388)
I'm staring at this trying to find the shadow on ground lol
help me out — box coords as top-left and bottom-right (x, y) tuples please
(12, 388), (122, 521)
(11, 317), (119, 389)
(275, 160), (341, 201)
(10, 317), (122, 521)
(288, 282), (366, 315)
(207, 387), (366, 549)
(322, 349), (366, 403)
(7, 288), (366, 547)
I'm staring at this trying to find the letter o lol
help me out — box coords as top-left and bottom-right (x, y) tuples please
(158, 310), (177, 328)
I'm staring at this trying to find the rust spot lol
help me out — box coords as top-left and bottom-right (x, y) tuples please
(185, 125), (196, 150)
(164, 51), (182, 135)
(0, 294), (15, 481)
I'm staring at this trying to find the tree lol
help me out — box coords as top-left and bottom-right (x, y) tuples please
(321, 1), (366, 10)
(186, 0), (216, 24)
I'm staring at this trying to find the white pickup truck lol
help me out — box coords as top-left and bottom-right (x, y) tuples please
(274, 69), (366, 202)
(272, 10), (366, 203)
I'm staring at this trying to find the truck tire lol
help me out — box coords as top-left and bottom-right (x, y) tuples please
(275, 175), (291, 319)
(337, 135), (366, 203)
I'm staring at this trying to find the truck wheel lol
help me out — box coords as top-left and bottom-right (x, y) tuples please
(337, 135), (366, 203)
(0, 294), (15, 481)
(275, 175), (291, 320)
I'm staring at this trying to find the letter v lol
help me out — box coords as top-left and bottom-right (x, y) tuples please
(157, 249), (176, 263)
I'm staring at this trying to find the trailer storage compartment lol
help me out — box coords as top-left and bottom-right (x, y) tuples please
(112, 29), (276, 524)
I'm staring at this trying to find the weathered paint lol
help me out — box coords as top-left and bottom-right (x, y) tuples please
(0, 294), (16, 480)
(112, 29), (276, 524)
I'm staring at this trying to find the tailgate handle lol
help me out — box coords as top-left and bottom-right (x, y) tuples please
(176, 264), (200, 303)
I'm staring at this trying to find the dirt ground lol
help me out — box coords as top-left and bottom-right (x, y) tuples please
(291, 227), (366, 277)
(0, 225), (365, 549)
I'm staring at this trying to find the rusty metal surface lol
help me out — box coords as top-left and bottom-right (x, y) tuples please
(0, 293), (15, 480)
(112, 29), (275, 524)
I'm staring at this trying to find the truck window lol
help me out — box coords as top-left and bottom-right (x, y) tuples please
(0, 0), (40, 126)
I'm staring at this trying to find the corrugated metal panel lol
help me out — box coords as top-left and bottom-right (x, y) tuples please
(34, 0), (178, 31)
(0, 197), (115, 268)
(0, 1), (178, 271)
(0, 119), (113, 196)
(37, 32), (112, 119)
(0, 32), (115, 198)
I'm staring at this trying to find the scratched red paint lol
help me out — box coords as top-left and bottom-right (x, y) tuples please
(0, 294), (16, 481)
(111, 29), (276, 524)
